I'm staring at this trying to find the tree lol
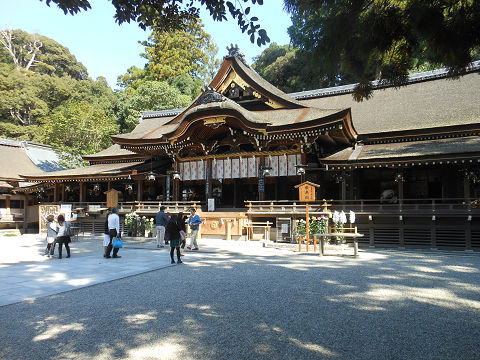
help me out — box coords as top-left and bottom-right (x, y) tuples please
(253, 43), (354, 93)
(0, 29), (88, 79)
(115, 80), (192, 133)
(140, 19), (220, 86)
(41, 100), (119, 167)
(285, 0), (480, 100)
(0, 29), (117, 165)
(40, 0), (270, 46)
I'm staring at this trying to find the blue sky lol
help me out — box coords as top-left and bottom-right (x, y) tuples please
(0, 0), (292, 88)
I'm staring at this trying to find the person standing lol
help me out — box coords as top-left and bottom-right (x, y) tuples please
(56, 214), (71, 259)
(105, 207), (121, 259)
(178, 211), (187, 256)
(166, 214), (182, 264)
(103, 211), (111, 257)
(187, 208), (201, 251)
(45, 214), (57, 258)
(155, 206), (169, 248)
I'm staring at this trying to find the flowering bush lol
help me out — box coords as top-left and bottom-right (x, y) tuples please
(296, 216), (328, 237)
(125, 213), (154, 237)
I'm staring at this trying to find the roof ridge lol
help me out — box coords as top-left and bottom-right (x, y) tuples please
(290, 60), (480, 100)
(141, 108), (185, 119)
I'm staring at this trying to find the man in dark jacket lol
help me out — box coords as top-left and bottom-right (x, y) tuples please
(155, 206), (169, 248)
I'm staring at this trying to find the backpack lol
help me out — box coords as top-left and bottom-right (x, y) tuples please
(64, 221), (73, 236)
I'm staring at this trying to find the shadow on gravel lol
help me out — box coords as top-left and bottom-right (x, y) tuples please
(1, 249), (480, 359)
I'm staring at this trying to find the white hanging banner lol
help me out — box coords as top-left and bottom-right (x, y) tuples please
(240, 158), (248, 178)
(248, 157), (256, 178)
(216, 159), (224, 179)
(279, 155), (287, 176)
(232, 158), (240, 178)
(212, 159), (217, 179)
(184, 161), (191, 180)
(269, 156), (279, 177)
(287, 154), (297, 176)
(224, 158), (232, 179)
(190, 161), (197, 180)
(197, 160), (204, 180)
(179, 163), (184, 181)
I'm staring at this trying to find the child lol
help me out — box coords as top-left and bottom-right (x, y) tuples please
(45, 214), (57, 258)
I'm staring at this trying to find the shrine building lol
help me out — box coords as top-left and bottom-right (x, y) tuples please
(18, 50), (480, 249)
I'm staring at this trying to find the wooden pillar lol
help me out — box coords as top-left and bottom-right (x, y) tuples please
(399, 218), (405, 249)
(258, 156), (265, 201)
(5, 195), (11, 217)
(79, 182), (86, 203)
(23, 194), (28, 232)
(398, 173), (404, 210)
(226, 219), (232, 240)
(206, 159), (212, 200)
(466, 219), (472, 251)
(53, 183), (58, 203)
(61, 183), (65, 202)
(137, 180), (143, 202)
(173, 177), (180, 201)
(464, 176), (470, 201)
(431, 217), (437, 249)
(341, 176), (347, 201)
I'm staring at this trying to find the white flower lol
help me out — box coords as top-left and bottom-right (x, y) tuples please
(349, 211), (356, 224)
(333, 211), (340, 223)
(340, 211), (347, 224)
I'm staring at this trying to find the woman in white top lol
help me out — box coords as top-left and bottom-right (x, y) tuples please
(45, 214), (57, 258)
(105, 207), (121, 258)
(56, 214), (71, 259)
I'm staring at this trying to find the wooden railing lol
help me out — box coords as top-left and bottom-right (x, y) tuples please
(245, 198), (480, 215)
(134, 201), (203, 214)
(38, 201), (203, 215)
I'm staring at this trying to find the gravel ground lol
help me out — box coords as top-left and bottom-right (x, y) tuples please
(0, 246), (479, 360)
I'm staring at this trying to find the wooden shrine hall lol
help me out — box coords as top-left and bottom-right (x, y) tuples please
(19, 49), (480, 250)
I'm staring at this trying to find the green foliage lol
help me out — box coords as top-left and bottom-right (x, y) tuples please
(40, 100), (118, 167)
(285, 0), (480, 100)
(253, 43), (354, 92)
(295, 216), (328, 237)
(0, 30), (117, 165)
(0, 29), (88, 79)
(41, 0), (270, 46)
(115, 80), (191, 133)
(140, 19), (220, 86)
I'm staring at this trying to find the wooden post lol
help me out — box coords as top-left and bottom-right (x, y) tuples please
(298, 235), (302, 252)
(79, 182), (85, 203)
(5, 195), (11, 218)
(226, 219), (232, 240)
(53, 183), (58, 203)
(23, 194), (28, 233)
(61, 183), (65, 202)
(136, 180), (143, 202)
(463, 176), (470, 201)
(306, 202), (309, 252)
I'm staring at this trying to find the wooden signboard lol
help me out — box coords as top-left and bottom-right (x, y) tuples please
(294, 182), (320, 252)
(39, 204), (61, 233)
(105, 189), (121, 208)
(294, 181), (320, 202)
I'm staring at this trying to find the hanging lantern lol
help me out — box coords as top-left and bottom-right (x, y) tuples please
(146, 171), (156, 181)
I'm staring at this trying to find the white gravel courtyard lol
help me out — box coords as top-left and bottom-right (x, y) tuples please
(0, 235), (479, 359)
